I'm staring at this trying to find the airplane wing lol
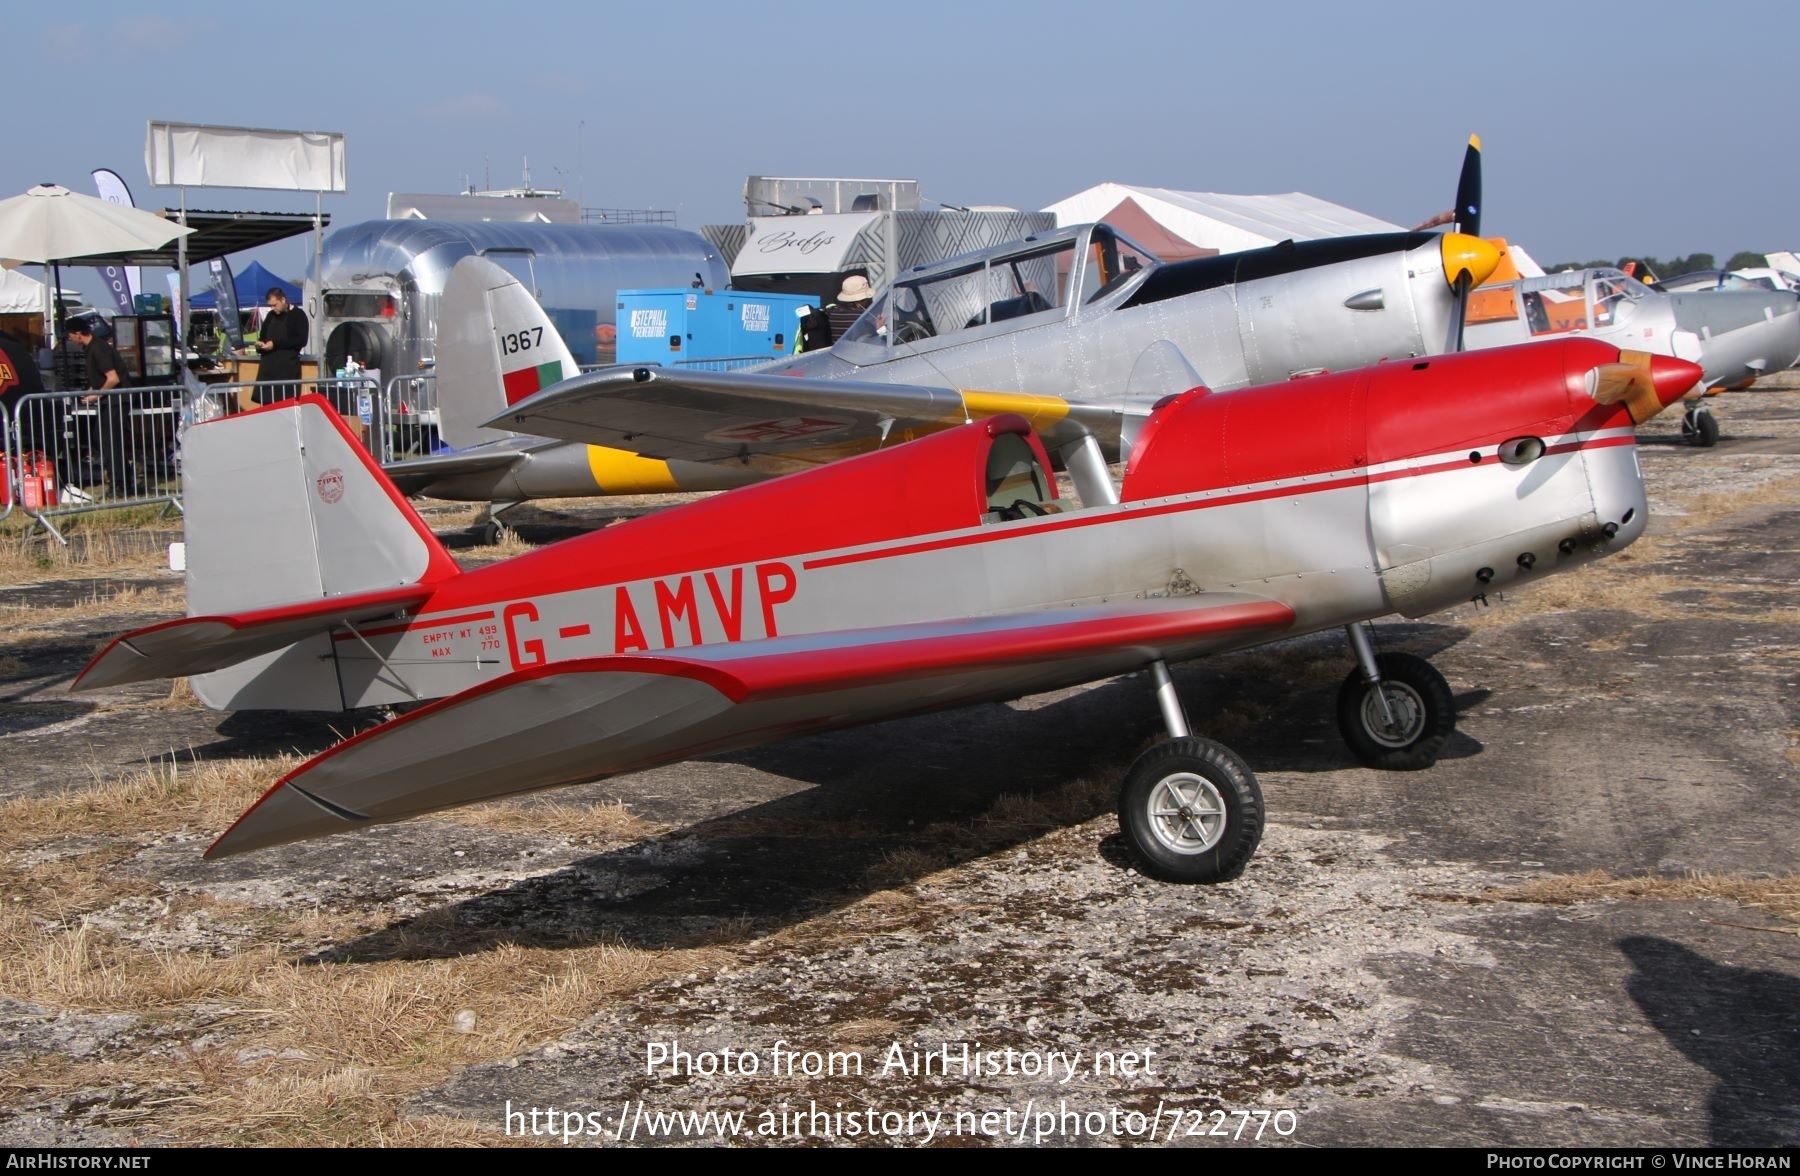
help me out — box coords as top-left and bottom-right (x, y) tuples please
(74, 584), (432, 691)
(479, 365), (1136, 467)
(380, 439), (554, 497)
(207, 593), (1293, 856)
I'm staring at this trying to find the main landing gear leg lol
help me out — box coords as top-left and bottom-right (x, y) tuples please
(1116, 659), (1264, 883)
(474, 501), (521, 546)
(1336, 623), (1456, 770)
(1681, 404), (1720, 448)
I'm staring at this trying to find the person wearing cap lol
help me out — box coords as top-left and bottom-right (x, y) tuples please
(826, 274), (875, 341)
(65, 319), (121, 399)
(64, 320), (135, 493)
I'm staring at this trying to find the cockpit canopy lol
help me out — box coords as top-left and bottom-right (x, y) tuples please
(1499, 267), (1655, 335)
(832, 224), (1159, 361)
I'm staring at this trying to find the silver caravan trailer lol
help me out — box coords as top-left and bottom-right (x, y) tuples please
(307, 220), (729, 377)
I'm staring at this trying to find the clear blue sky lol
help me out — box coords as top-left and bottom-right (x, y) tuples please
(10, 0), (1797, 301)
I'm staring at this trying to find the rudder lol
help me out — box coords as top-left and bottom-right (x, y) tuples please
(436, 255), (583, 449)
(183, 395), (458, 618)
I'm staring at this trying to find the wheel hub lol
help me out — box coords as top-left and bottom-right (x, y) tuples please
(1147, 772), (1227, 855)
(1363, 682), (1426, 748)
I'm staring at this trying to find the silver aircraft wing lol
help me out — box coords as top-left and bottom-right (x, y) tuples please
(479, 366), (1134, 466)
(206, 593), (1294, 857)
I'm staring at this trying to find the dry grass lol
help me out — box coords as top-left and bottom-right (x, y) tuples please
(0, 745), (732, 1145)
(153, 677), (202, 710)
(412, 500), (485, 530)
(440, 797), (662, 843)
(463, 528), (537, 559)
(0, 523), (177, 580)
(0, 902), (714, 1144)
(0, 583), (183, 630)
(0, 753), (296, 851)
(1486, 870), (1800, 927)
(864, 770), (1118, 887)
(1656, 473), (1800, 533)
(1459, 471), (1800, 632)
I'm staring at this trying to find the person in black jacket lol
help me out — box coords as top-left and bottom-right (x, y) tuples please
(253, 288), (308, 403)
(64, 320), (136, 493)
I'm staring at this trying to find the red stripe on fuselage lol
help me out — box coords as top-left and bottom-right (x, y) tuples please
(804, 432), (1635, 572)
(360, 431), (1633, 641)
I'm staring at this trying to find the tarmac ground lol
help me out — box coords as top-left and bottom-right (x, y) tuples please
(1, 379), (1795, 1147)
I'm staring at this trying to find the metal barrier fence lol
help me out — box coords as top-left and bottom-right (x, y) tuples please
(5, 357), (785, 535)
(1, 408), (13, 523)
(6, 386), (185, 541)
(380, 373), (439, 465)
(4, 375), (382, 543)
(370, 359), (768, 465)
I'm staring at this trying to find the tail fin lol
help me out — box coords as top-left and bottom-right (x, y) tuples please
(436, 255), (583, 449)
(184, 395), (458, 617)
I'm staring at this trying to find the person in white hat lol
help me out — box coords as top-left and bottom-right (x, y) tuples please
(826, 273), (875, 341)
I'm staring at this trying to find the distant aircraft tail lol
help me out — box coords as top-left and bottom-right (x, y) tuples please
(435, 255), (584, 449)
(76, 396), (460, 709)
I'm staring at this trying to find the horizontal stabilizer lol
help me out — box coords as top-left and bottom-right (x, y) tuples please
(75, 585), (433, 691)
(209, 594), (1293, 856)
(380, 438), (551, 496)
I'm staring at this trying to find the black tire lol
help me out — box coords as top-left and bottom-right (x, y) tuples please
(1117, 737), (1263, 883)
(1690, 409), (1720, 448)
(1336, 651), (1455, 770)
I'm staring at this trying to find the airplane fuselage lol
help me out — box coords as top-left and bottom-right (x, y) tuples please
(756, 230), (1483, 450)
(1464, 267), (1800, 391)
(407, 226), (1500, 501)
(195, 339), (1657, 714)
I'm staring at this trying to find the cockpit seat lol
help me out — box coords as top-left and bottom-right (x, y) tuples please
(967, 291), (1052, 328)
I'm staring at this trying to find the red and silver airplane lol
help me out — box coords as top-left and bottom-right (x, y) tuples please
(75, 337), (1699, 882)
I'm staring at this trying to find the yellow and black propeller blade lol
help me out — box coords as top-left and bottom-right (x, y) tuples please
(1442, 134), (1486, 354)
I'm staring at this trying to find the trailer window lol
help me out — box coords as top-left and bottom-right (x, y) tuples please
(324, 291), (397, 319)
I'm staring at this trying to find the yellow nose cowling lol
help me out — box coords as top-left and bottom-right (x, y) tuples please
(1440, 233), (1503, 288)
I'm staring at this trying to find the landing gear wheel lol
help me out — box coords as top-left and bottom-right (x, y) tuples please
(1681, 407), (1720, 448)
(1336, 651), (1455, 770)
(1117, 737), (1263, 883)
(475, 519), (509, 546)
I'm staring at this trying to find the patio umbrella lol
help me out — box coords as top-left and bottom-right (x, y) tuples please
(0, 183), (194, 339)
(0, 183), (193, 268)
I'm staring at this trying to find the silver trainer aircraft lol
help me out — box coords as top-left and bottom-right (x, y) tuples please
(394, 144), (1503, 518)
(1463, 265), (1800, 446)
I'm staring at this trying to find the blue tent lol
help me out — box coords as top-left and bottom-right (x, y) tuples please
(189, 260), (302, 310)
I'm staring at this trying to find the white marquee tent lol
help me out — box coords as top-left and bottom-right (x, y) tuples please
(1043, 182), (1404, 259)
(0, 267), (51, 314)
